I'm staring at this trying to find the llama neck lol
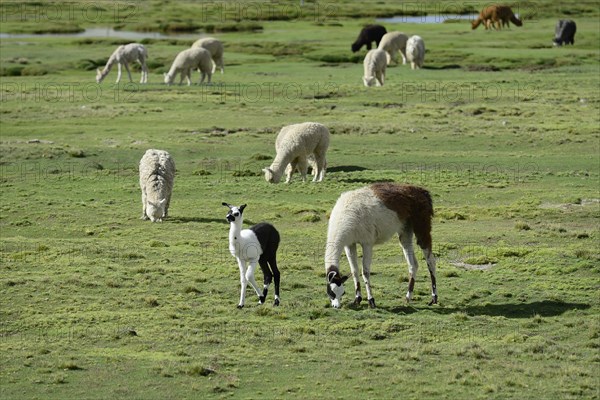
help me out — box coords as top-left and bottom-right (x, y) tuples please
(324, 239), (343, 268)
(228, 219), (243, 243)
(269, 153), (294, 180)
(100, 56), (118, 77)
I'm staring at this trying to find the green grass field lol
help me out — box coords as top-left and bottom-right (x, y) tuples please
(1, 1), (599, 399)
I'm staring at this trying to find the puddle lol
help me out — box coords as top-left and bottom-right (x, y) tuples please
(0, 27), (201, 40)
(377, 14), (477, 24)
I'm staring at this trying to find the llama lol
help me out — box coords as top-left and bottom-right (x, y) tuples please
(325, 183), (437, 308)
(378, 31), (409, 65)
(472, 5), (522, 30)
(96, 43), (148, 84)
(553, 20), (576, 46)
(351, 25), (387, 52)
(406, 35), (425, 70)
(362, 49), (387, 87)
(263, 122), (329, 184)
(192, 37), (224, 74)
(139, 149), (175, 222)
(223, 203), (281, 308)
(163, 47), (212, 86)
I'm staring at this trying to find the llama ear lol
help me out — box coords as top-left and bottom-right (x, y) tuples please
(239, 204), (247, 213)
(222, 202), (232, 208)
(340, 275), (349, 284)
(327, 270), (337, 283)
(159, 199), (166, 206)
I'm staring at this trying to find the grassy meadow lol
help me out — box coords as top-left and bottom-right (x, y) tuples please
(1, 1), (599, 399)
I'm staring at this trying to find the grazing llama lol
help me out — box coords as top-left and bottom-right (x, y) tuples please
(96, 43), (148, 84)
(223, 203), (281, 308)
(325, 183), (437, 308)
(472, 5), (522, 30)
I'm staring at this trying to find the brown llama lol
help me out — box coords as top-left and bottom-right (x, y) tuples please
(472, 5), (523, 30)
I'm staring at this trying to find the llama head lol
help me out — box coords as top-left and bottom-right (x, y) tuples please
(96, 68), (104, 84)
(163, 72), (173, 85)
(326, 266), (348, 308)
(223, 202), (246, 223)
(262, 167), (280, 183)
(351, 42), (361, 53)
(146, 199), (167, 222)
(363, 76), (377, 87)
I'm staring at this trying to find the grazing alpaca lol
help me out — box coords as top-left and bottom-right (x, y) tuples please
(553, 20), (576, 46)
(164, 47), (212, 86)
(192, 37), (224, 74)
(96, 43), (148, 84)
(223, 203), (281, 308)
(263, 122), (329, 184)
(139, 149), (175, 222)
(351, 24), (387, 52)
(406, 35), (425, 70)
(325, 183), (437, 308)
(362, 49), (387, 87)
(472, 5), (522, 30)
(378, 31), (409, 65)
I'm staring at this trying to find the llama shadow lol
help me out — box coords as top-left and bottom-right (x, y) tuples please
(378, 300), (591, 318)
(422, 64), (462, 70)
(169, 216), (224, 224)
(337, 177), (395, 184)
(327, 165), (368, 173)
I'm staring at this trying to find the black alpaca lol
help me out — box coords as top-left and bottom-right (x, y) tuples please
(553, 20), (576, 46)
(351, 24), (387, 52)
(224, 203), (281, 308)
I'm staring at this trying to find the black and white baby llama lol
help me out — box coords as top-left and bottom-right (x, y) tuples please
(223, 203), (281, 308)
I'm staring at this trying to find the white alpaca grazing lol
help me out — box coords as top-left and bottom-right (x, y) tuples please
(325, 183), (437, 308)
(378, 31), (409, 65)
(96, 43), (148, 84)
(139, 149), (175, 222)
(263, 122), (329, 184)
(192, 37), (224, 74)
(163, 47), (212, 86)
(223, 203), (281, 308)
(406, 35), (425, 70)
(362, 49), (387, 87)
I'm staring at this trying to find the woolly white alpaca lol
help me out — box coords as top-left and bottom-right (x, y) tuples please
(378, 31), (409, 65)
(163, 47), (212, 86)
(139, 149), (175, 222)
(223, 203), (281, 308)
(406, 35), (425, 70)
(325, 183), (437, 308)
(96, 43), (148, 84)
(192, 37), (224, 74)
(263, 122), (329, 184)
(362, 49), (387, 87)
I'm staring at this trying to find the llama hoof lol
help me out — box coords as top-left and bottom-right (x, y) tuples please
(258, 296), (266, 304)
(428, 296), (438, 306)
(368, 298), (376, 308)
(353, 296), (362, 305)
(273, 298), (280, 307)
(237, 304), (244, 309)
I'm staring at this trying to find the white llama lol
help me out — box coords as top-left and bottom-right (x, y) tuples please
(325, 183), (437, 308)
(223, 203), (281, 308)
(96, 43), (148, 84)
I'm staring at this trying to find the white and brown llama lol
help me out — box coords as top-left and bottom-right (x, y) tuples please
(223, 203), (281, 308)
(96, 43), (148, 84)
(325, 183), (437, 308)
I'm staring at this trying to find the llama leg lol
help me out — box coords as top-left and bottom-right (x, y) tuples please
(258, 257), (272, 304)
(286, 159), (297, 183)
(297, 157), (308, 182)
(237, 259), (248, 308)
(116, 64), (122, 83)
(400, 49), (407, 65)
(399, 230), (419, 302)
(344, 244), (362, 305)
(314, 155), (326, 182)
(422, 247), (438, 305)
(140, 61), (148, 83)
(271, 256), (281, 306)
(123, 63), (133, 83)
(245, 260), (264, 304)
(141, 188), (149, 220)
(361, 244), (376, 308)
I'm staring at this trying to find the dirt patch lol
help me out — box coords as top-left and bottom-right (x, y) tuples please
(451, 262), (496, 271)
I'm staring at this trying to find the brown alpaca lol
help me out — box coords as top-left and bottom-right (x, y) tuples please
(472, 5), (523, 30)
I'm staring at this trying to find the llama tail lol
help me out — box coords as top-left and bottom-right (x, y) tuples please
(411, 187), (434, 250)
